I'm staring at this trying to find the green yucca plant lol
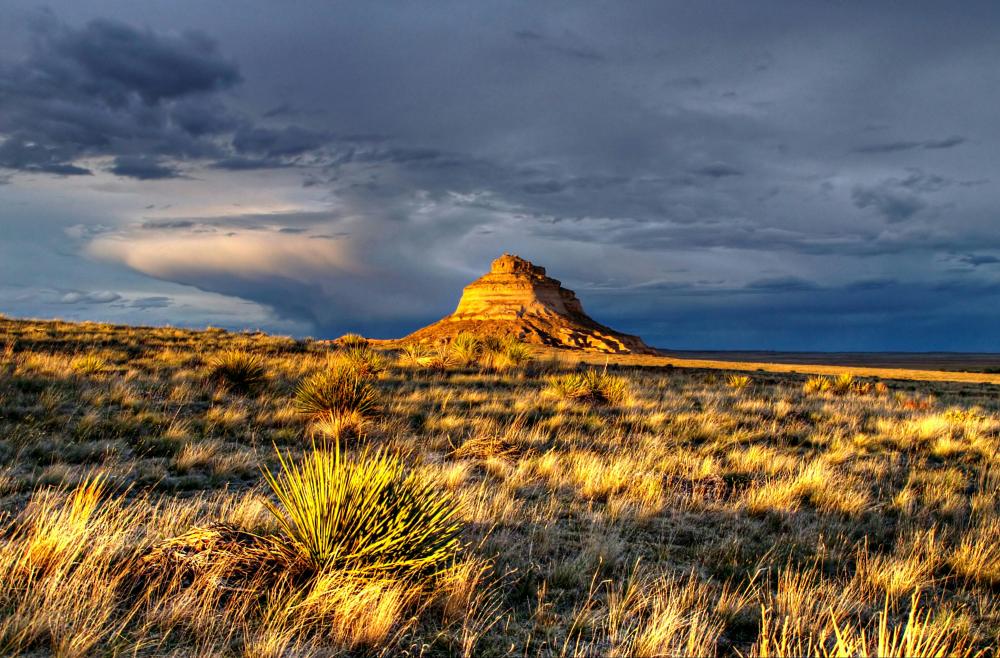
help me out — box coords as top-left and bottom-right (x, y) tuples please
(208, 350), (267, 394)
(397, 342), (432, 368)
(448, 332), (482, 368)
(727, 374), (752, 390)
(830, 373), (856, 395)
(335, 345), (388, 378)
(294, 366), (380, 421)
(426, 344), (456, 371)
(544, 369), (631, 405)
(261, 440), (464, 575)
(803, 376), (832, 394)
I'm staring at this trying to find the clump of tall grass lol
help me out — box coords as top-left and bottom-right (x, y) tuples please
(335, 345), (388, 378)
(294, 367), (380, 438)
(397, 342), (459, 371)
(544, 369), (631, 405)
(803, 374), (887, 396)
(826, 593), (980, 658)
(261, 440), (464, 575)
(479, 335), (533, 372)
(70, 353), (108, 375)
(948, 515), (1000, 585)
(335, 333), (369, 348)
(208, 350), (267, 394)
(751, 585), (979, 658)
(397, 343), (433, 368)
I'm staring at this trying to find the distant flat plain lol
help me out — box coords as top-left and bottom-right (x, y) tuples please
(557, 348), (1000, 386)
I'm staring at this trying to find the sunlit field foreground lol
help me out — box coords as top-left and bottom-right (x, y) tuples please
(0, 317), (997, 657)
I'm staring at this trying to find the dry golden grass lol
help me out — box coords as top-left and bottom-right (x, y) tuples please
(0, 316), (997, 656)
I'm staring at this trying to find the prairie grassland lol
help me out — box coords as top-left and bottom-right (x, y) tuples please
(0, 317), (997, 656)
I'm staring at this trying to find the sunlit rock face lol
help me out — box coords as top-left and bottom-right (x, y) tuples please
(406, 254), (656, 354)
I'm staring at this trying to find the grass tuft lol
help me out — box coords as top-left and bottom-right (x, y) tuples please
(544, 368), (631, 405)
(335, 345), (388, 378)
(294, 367), (380, 437)
(208, 350), (267, 394)
(480, 335), (533, 372)
(71, 354), (108, 376)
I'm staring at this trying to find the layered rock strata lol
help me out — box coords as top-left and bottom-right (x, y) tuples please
(404, 253), (656, 354)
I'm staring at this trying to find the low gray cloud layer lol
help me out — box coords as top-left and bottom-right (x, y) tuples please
(0, 1), (998, 350)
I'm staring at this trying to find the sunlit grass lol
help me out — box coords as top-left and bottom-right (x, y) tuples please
(0, 316), (996, 656)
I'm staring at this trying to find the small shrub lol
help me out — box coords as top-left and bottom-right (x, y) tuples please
(335, 333), (369, 348)
(449, 332), (482, 368)
(208, 350), (267, 394)
(294, 367), (380, 422)
(544, 369), (631, 405)
(261, 440), (464, 575)
(727, 374), (752, 391)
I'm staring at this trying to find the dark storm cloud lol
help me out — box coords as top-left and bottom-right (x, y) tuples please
(42, 17), (241, 103)
(109, 155), (182, 180)
(232, 126), (330, 158)
(959, 254), (1000, 267)
(744, 276), (818, 292)
(691, 163), (744, 178)
(851, 184), (925, 223)
(512, 29), (606, 63)
(2, 1), (1000, 350)
(850, 170), (952, 223)
(129, 296), (173, 309)
(0, 13), (331, 177)
(852, 136), (966, 154)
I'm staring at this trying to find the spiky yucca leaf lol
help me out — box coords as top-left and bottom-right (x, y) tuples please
(727, 374), (752, 390)
(261, 441), (464, 575)
(294, 367), (380, 420)
(208, 350), (267, 394)
(397, 343), (432, 368)
(803, 376), (831, 394)
(830, 373), (856, 395)
(448, 332), (482, 367)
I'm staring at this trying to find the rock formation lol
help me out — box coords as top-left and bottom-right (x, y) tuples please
(404, 254), (656, 354)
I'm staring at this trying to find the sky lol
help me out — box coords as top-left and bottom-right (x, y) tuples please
(1, 1), (998, 351)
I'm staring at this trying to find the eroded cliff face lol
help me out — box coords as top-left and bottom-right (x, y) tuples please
(452, 254), (584, 320)
(405, 254), (656, 354)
